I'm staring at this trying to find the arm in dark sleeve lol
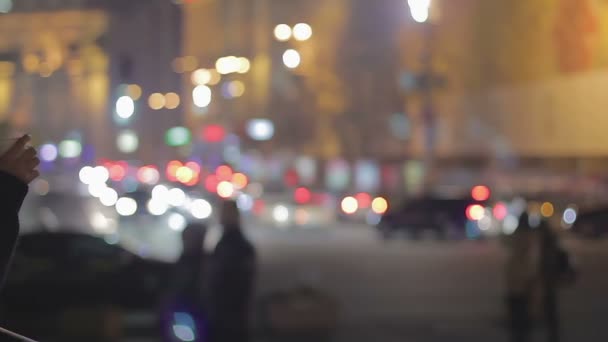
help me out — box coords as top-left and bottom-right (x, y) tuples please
(0, 171), (28, 290)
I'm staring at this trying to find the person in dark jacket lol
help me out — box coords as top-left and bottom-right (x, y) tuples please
(538, 221), (562, 342)
(163, 222), (208, 341)
(505, 213), (536, 342)
(207, 200), (256, 342)
(0, 135), (39, 290)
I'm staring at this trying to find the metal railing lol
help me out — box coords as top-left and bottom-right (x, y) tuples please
(0, 326), (38, 342)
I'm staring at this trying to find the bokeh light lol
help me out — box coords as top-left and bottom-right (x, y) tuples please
(152, 184), (169, 199)
(168, 212), (187, 231)
(466, 204), (485, 221)
(190, 199), (212, 219)
(292, 23), (312, 41)
(471, 185), (490, 201)
(100, 188), (119, 207)
(149, 93), (166, 110)
(237, 57), (251, 73)
(147, 199), (168, 216)
(182, 56), (198, 72)
(88, 182), (107, 198)
(563, 208), (577, 225)
(493, 202), (508, 220)
(193, 85), (212, 108)
(59, 140), (82, 158)
(191, 68), (211, 85)
(247, 119), (274, 141)
(39, 143), (58, 162)
(341, 196), (359, 214)
(223, 80), (245, 98)
(79, 166), (94, 184)
(165, 127), (192, 147)
(232, 173), (248, 190)
(274, 24), (292, 41)
(165, 92), (181, 109)
(117, 130), (139, 154)
(168, 188), (187, 207)
(109, 163), (127, 182)
(294, 187), (311, 204)
(217, 181), (234, 198)
(216, 165), (233, 180)
(201, 125), (226, 143)
(32, 178), (50, 196)
(208, 69), (221, 85)
(355, 192), (372, 208)
(541, 202), (554, 218)
(176, 166), (195, 184)
(116, 197), (137, 216)
(115, 96), (135, 119)
(205, 175), (219, 193)
(137, 166), (160, 185)
(282, 49), (301, 69)
(126, 84), (142, 100)
(216, 56), (240, 75)
(371, 197), (389, 215)
(273, 205), (290, 223)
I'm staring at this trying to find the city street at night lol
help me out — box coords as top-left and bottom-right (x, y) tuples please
(251, 224), (608, 342)
(2, 0), (608, 341)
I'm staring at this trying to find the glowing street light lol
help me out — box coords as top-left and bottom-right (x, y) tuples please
(408, 0), (432, 23)
(282, 49), (301, 69)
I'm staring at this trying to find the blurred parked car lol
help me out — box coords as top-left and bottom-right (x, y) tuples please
(377, 197), (481, 239)
(571, 207), (608, 238)
(0, 231), (171, 339)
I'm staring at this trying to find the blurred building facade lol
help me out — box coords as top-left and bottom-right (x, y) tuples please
(179, 0), (410, 192)
(399, 0), (608, 194)
(0, 0), (182, 164)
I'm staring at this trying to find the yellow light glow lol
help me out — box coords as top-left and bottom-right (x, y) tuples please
(164, 92), (180, 109)
(208, 69), (221, 85)
(371, 197), (389, 214)
(227, 80), (246, 98)
(541, 202), (554, 218)
(148, 93), (166, 110)
(127, 84), (142, 100)
(182, 56), (198, 72)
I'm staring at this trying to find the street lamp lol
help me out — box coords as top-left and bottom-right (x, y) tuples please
(407, 0), (431, 23)
(406, 0), (441, 194)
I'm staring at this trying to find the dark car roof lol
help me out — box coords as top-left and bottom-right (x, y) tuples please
(17, 231), (127, 258)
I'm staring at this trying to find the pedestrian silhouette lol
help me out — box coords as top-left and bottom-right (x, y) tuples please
(538, 219), (573, 342)
(505, 213), (536, 342)
(207, 200), (256, 342)
(163, 222), (208, 342)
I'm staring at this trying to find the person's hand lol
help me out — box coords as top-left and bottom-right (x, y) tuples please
(0, 135), (40, 184)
